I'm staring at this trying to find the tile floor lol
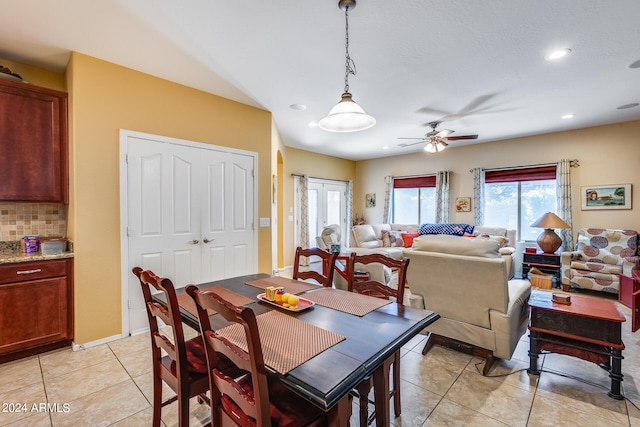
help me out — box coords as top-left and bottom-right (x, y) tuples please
(1, 288), (639, 427)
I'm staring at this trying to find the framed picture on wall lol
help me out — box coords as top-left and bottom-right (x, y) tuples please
(581, 184), (631, 210)
(455, 197), (471, 212)
(366, 193), (376, 208)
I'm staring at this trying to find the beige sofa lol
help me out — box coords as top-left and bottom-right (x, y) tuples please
(350, 224), (516, 279)
(403, 234), (531, 374)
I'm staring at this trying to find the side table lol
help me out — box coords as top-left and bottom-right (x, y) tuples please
(522, 250), (561, 288)
(527, 290), (626, 399)
(619, 270), (640, 332)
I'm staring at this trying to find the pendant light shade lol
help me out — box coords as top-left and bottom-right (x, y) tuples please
(319, 0), (375, 133)
(318, 92), (376, 132)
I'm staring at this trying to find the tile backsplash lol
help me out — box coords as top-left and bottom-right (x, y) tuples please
(0, 202), (67, 241)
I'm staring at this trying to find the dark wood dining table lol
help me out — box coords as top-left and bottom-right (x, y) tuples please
(153, 273), (439, 426)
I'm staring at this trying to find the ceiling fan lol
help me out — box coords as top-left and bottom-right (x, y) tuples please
(398, 121), (479, 153)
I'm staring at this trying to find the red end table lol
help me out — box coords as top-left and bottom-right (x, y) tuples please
(619, 270), (640, 332)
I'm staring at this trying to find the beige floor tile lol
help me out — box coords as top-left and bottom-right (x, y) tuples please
(445, 369), (535, 426)
(629, 401), (640, 427)
(466, 356), (539, 392)
(44, 358), (131, 404)
(400, 347), (467, 396)
(3, 411), (51, 427)
(0, 382), (47, 426)
(527, 393), (627, 427)
(115, 346), (153, 378)
(132, 371), (176, 404)
(39, 344), (115, 379)
(423, 398), (509, 426)
(535, 369), (628, 425)
(49, 380), (149, 427)
(108, 407), (154, 427)
(161, 396), (211, 427)
(391, 378), (442, 426)
(0, 356), (42, 394)
(107, 332), (150, 359)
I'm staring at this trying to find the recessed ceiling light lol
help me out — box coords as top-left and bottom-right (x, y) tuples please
(545, 48), (572, 60)
(290, 103), (307, 110)
(382, 146), (389, 150)
(561, 114), (575, 119)
(308, 121), (319, 127)
(617, 103), (639, 110)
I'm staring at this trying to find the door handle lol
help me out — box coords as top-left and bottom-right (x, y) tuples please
(188, 239), (200, 244)
(203, 238), (213, 244)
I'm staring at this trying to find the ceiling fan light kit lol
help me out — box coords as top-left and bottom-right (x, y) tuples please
(319, 0), (375, 133)
(399, 121), (478, 153)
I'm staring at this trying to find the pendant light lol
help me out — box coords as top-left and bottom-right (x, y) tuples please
(318, 0), (375, 133)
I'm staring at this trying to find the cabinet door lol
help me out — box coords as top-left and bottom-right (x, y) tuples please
(0, 80), (68, 202)
(0, 276), (69, 355)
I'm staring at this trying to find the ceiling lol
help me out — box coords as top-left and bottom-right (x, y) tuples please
(1, 0), (639, 161)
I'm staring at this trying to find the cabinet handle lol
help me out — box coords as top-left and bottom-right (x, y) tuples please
(17, 269), (42, 275)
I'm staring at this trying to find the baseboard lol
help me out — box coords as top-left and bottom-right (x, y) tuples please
(72, 333), (124, 351)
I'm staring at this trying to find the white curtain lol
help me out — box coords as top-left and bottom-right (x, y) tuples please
(383, 176), (394, 224)
(557, 159), (574, 251)
(435, 171), (450, 223)
(345, 180), (353, 247)
(294, 175), (310, 265)
(472, 167), (485, 226)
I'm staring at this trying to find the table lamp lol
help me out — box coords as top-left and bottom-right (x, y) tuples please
(530, 212), (571, 254)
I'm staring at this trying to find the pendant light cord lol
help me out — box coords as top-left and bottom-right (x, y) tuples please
(344, 5), (356, 93)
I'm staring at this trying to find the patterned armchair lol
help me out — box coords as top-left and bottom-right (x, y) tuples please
(561, 228), (639, 293)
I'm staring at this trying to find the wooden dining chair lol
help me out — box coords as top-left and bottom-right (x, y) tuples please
(293, 246), (339, 287)
(186, 285), (327, 427)
(347, 253), (410, 426)
(132, 267), (211, 427)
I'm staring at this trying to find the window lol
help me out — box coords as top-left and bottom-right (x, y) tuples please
(484, 166), (557, 241)
(392, 176), (436, 224)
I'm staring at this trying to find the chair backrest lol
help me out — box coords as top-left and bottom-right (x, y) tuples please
(132, 267), (193, 382)
(576, 228), (639, 264)
(347, 252), (409, 305)
(293, 246), (338, 287)
(186, 285), (271, 426)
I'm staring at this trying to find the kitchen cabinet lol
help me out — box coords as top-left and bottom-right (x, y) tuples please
(0, 78), (68, 202)
(0, 258), (74, 362)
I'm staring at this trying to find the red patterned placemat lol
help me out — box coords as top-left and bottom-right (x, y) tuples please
(304, 288), (391, 317)
(245, 276), (321, 295)
(176, 285), (255, 317)
(215, 310), (345, 374)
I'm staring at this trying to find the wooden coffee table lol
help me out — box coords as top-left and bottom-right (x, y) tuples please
(527, 290), (626, 399)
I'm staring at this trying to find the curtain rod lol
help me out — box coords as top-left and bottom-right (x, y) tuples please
(290, 173), (350, 184)
(468, 159), (579, 173)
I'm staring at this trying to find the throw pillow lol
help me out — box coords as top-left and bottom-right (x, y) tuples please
(418, 223), (475, 236)
(401, 232), (419, 248)
(381, 230), (391, 247)
(388, 230), (404, 247)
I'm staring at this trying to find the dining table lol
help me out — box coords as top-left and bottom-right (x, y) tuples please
(153, 273), (439, 426)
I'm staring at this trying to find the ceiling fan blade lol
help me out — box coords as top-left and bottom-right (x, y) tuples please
(398, 140), (426, 147)
(445, 134), (478, 141)
(397, 137), (425, 140)
(437, 129), (454, 138)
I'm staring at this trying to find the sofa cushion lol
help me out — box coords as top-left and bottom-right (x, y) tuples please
(412, 234), (500, 258)
(418, 223), (475, 237)
(371, 224), (391, 239)
(352, 225), (377, 247)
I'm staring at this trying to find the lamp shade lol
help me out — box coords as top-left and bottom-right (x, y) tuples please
(530, 212), (571, 229)
(318, 92), (376, 132)
(530, 212), (571, 254)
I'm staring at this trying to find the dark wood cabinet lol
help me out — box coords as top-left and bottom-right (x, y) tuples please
(0, 258), (74, 362)
(0, 79), (68, 202)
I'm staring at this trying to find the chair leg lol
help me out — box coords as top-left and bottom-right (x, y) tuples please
(421, 332), (438, 355)
(482, 353), (497, 376)
(152, 375), (163, 427)
(178, 387), (190, 427)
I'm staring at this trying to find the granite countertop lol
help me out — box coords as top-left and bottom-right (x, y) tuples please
(0, 241), (74, 265)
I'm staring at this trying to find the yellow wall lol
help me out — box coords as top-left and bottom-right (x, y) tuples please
(0, 57), (66, 91)
(67, 53), (274, 343)
(355, 120), (640, 233)
(282, 147), (356, 266)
